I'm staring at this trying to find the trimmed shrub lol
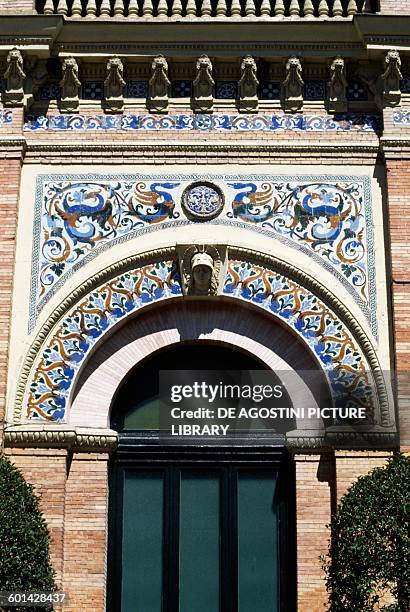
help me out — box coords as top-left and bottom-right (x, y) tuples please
(0, 455), (55, 610)
(323, 453), (410, 611)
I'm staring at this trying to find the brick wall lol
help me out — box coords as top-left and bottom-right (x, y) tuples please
(0, 0), (36, 13)
(335, 451), (392, 503)
(294, 453), (334, 612)
(379, 0), (410, 12)
(4, 448), (68, 588)
(62, 453), (109, 612)
(385, 155), (410, 452)
(0, 133), (23, 446)
(5, 449), (109, 612)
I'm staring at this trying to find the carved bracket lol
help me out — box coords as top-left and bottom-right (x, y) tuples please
(148, 54), (171, 113)
(193, 55), (215, 113)
(328, 56), (347, 114)
(103, 56), (126, 113)
(282, 56), (304, 113)
(4, 48), (26, 107)
(60, 56), (81, 113)
(238, 55), (259, 113)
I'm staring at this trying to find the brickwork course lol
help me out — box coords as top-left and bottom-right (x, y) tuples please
(1, 3), (410, 611)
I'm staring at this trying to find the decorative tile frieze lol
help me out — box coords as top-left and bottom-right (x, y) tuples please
(393, 110), (410, 125)
(30, 174), (375, 337)
(25, 258), (375, 423)
(24, 113), (382, 132)
(82, 80), (104, 100)
(0, 109), (13, 124)
(127, 80), (149, 98)
(171, 80), (192, 97)
(259, 81), (281, 100)
(401, 74), (410, 94)
(215, 81), (238, 99)
(347, 80), (368, 101)
(304, 80), (326, 101)
(37, 82), (60, 101)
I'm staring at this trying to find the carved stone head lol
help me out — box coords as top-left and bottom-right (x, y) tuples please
(152, 54), (168, 73)
(196, 54), (213, 73)
(191, 252), (214, 295)
(8, 48), (23, 65)
(331, 56), (345, 73)
(385, 49), (401, 67)
(179, 245), (223, 296)
(241, 55), (256, 71)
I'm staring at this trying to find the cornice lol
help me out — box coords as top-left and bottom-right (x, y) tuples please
(0, 14), (409, 57)
(380, 137), (410, 157)
(286, 431), (398, 452)
(4, 426), (118, 452)
(3, 426), (398, 452)
(24, 140), (381, 159)
(0, 137), (27, 159)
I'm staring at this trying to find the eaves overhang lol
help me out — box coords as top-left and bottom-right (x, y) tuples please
(0, 14), (409, 58)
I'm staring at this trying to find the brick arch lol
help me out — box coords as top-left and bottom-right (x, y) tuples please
(70, 299), (324, 430)
(20, 256), (377, 424)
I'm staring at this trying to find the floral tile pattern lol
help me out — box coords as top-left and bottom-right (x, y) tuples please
(25, 259), (375, 422)
(26, 260), (182, 421)
(31, 175), (375, 335)
(224, 260), (374, 414)
(23, 113), (382, 132)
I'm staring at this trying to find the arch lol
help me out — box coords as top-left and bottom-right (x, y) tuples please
(70, 300), (323, 430)
(15, 247), (386, 426)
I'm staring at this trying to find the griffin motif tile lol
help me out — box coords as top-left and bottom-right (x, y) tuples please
(30, 175), (375, 336)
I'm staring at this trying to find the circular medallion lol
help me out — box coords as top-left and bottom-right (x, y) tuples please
(182, 182), (224, 221)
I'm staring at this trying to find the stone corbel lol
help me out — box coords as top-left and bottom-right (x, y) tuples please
(177, 243), (227, 296)
(327, 56), (348, 114)
(193, 55), (214, 114)
(103, 56), (126, 114)
(60, 56), (81, 114)
(3, 48), (26, 107)
(381, 49), (402, 108)
(282, 56), (303, 113)
(238, 55), (259, 113)
(148, 55), (170, 113)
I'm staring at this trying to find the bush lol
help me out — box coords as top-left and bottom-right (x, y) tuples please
(323, 453), (410, 611)
(0, 455), (55, 610)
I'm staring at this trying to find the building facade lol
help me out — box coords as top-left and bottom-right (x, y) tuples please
(0, 1), (409, 610)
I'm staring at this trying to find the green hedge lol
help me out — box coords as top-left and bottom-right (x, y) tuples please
(0, 455), (55, 610)
(323, 453), (410, 611)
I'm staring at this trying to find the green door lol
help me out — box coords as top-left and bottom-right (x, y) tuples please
(109, 460), (293, 612)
